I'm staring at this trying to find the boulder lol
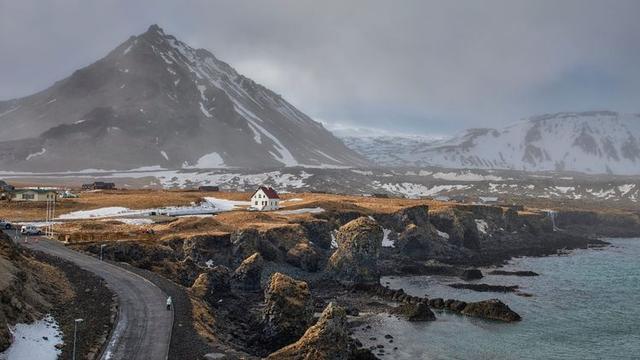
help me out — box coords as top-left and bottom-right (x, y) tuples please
(428, 297), (444, 309)
(231, 252), (264, 291)
(326, 217), (383, 286)
(393, 301), (436, 321)
(488, 270), (539, 276)
(266, 303), (350, 360)
(191, 265), (231, 304)
(286, 242), (322, 272)
(262, 273), (314, 349)
(459, 268), (483, 280)
(461, 299), (522, 322)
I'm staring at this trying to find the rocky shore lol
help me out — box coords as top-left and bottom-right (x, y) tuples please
(66, 200), (623, 358)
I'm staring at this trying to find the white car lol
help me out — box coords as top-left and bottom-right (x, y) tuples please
(20, 225), (42, 236)
(0, 219), (12, 230)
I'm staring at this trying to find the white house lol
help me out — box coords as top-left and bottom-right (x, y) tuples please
(251, 186), (280, 211)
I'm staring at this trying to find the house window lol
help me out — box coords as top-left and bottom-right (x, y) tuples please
(255, 201), (258, 205)
(22, 193), (34, 200)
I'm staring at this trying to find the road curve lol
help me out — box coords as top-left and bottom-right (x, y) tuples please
(17, 235), (173, 360)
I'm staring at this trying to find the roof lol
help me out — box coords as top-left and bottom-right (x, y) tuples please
(252, 186), (279, 199)
(13, 189), (57, 194)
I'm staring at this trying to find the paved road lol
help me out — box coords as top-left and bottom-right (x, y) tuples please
(6, 231), (173, 360)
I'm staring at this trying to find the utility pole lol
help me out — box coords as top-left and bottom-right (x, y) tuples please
(72, 318), (84, 360)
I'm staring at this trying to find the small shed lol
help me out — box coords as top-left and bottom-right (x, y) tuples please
(250, 186), (280, 211)
(198, 185), (220, 192)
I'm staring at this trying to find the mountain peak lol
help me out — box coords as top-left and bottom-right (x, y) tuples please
(0, 26), (369, 171)
(146, 24), (164, 34)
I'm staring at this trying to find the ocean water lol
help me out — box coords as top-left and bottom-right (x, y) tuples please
(353, 238), (640, 360)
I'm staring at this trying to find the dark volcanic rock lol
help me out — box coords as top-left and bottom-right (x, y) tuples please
(393, 302), (436, 321)
(428, 298), (445, 309)
(488, 270), (539, 276)
(191, 265), (231, 304)
(448, 283), (519, 293)
(286, 241), (322, 272)
(459, 268), (483, 280)
(231, 252), (264, 291)
(266, 303), (351, 360)
(326, 217), (383, 286)
(262, 273), (314, 349)
(461, 299), (522, 322)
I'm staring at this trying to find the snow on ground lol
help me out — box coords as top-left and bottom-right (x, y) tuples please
(378, 182), (470, 198)
(277, 207), (325, 215)
(381, 228), (394, 247)
(204, 197), (250, 211)
(193, 152), (225, 168)
(281, 198), (303, 202)
(475, 219), (489, 234)
(110, 218), (155, 225)
(432, 172), (506, 181)
(330, 231), (338, 249)
(59, 207), (136, 219)
(436, 229), (450, 239)
(0, 315), (62, 360)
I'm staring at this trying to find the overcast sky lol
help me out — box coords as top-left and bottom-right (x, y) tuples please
(1, 0), (639, 136)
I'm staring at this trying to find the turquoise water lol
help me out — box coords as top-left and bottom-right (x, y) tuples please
(354, 238), (640, 359)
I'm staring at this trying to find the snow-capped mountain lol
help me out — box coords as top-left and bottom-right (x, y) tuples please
(0, 25), (368, 171)
(343, 111), (640, 175)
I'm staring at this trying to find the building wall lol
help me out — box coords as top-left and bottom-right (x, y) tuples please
(12, 191), (57, 202)
(251, 190), (279, 211)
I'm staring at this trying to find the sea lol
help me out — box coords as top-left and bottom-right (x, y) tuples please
(353, 238), (640, 360)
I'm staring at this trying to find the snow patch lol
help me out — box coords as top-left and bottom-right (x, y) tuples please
(0, 314), (62, 360)
(160, 151), (169, 161)
(25, 148), (46, 161)
(475, 219), (489, 234)
(381, 228), (395, 247)
(194, 152), (225, 168)
(277, 207), (325, 215)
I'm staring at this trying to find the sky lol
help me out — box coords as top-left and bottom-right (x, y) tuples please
(1, 0), (639, 137)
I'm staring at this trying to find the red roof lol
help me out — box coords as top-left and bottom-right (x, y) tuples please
(253, 186), (279, 199)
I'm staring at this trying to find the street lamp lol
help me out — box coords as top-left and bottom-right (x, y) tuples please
(72, 318), (84, 360)
(100, 244), (107, 261)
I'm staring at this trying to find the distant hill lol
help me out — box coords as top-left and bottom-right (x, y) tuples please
(0, 25), (368, 171)
(343, 111), (640, 175)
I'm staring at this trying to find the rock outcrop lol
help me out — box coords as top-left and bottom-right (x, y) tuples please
(326, 217), (383, 286)
(461, 299), (522, 322)
(231, 252), (263, 291)
(262, 273), (314, 349)
(459, 268), (483, 280)
(393, 301), (436, 321)
(191, 265), (232, 304)
(286, 242), (322, 272)
(266, 303), (350, 360)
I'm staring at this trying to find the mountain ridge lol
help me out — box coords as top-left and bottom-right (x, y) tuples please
(343, 111), (640, 175)
(0, 24), (368, 171)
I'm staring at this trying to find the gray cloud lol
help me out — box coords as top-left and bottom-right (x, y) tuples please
(1, 0), (639, 136)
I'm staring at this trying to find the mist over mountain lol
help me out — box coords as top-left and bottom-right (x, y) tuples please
(0, 25), (368, 172)
(343, 111), (640, 175)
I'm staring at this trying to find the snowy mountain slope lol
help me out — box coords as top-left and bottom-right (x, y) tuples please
(0, 25), (368, 171)
(343, 111), (640, 175)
